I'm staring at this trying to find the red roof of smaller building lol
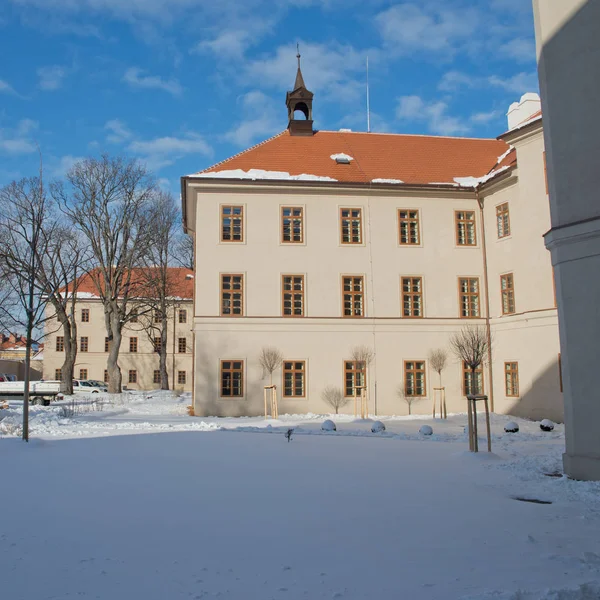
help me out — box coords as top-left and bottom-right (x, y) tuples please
(70, 267), (194, 300)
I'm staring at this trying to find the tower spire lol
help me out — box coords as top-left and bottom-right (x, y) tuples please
(286, 45), (314, 136)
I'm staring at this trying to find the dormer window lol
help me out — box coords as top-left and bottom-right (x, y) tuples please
(330, 153), (353, 165)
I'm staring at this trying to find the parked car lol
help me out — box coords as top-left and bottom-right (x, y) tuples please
(72, 380), (108, 394)
(86, 380), (108, 389)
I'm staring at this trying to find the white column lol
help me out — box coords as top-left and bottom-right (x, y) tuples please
(534, 0), (600, 480)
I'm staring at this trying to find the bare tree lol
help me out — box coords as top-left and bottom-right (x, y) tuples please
(259, 346), (283, 385)
(350, 344), (375, 366)
(0, 175), (53, 440)
(396, 383), (423, 415)
(55, 155), (155, 393)
(173, 232), (194, 270)
(428, 348), (448, 388)
(449, 325), (491, 396)
(136, 191), (183, 390)
(321, 385), (349, 414)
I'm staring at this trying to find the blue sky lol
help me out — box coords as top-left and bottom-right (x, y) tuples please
(0, 0), (537, 193)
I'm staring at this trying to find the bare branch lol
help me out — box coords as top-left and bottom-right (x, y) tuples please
(449, 325), (492, 396)
(428, 348), (447, 375)
(350, 345), (375, 365)
(321, 385), (349, 415)
(396, 383), (424, 415)
(259, 347), (283, 384)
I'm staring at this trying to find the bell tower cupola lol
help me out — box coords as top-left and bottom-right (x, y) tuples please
(286, 46), (314, 136)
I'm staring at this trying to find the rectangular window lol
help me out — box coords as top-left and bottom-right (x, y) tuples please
(178, 337), (187, 353)
(129, 337), (138, 353)
(79, 368), (88, 380)
(56, 336), (64, 352)
(128, 370), (137, 384)
(80, 336), (89, 352)
(401, 276), (423, 317)
(81, 308), (90, 323)
(340, 208), (363, 244)
(505, 362), (519, 397)
(282, 275), (305, 317)
(342, 275), (365, 317)
(153, 370), (161, 384)
(55, 368), (62, 380)
(221, 274), (244, 316)
(153, 337), (161, 353)
(344, 360), (366, 397)
(455, 211), (477, 246)
(221, 205), (244, 242)
(459, 277), (480, 318)
(178, 309), (187, 324)
(154, 310), (162, 324)
(281, 207), (304, 243)
(404, 361), (426, 396)
(463, 362), (484, 396)
(130, 308), (138, 323)
(501, 273), (516, 315)
(177, 371), (187, 385)
(496, 203), (511, 238)
(221, 360), (244, 397)
(398, 209), (420, 245)
(105, 337), (110, 353)
(283, 361), (305, 397)
(104, 370), (108, 383)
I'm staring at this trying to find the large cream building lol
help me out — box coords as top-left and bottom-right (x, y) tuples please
(182, 65), (561, 419)
(43, 268), (194, 392)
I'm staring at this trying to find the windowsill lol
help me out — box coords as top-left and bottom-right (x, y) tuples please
(496, 235), (512, 242)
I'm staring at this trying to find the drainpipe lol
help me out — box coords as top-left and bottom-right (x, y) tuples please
(476, 188), (495, 413)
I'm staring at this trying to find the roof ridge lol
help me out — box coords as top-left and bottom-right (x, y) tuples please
(199, 130), (288, 174)
(318, 130), (501, 142)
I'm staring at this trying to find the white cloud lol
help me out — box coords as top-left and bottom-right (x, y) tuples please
(122, 67), (183, 96)
(439, 70), (539, 97)
(128, 132), (213, 169)
(223, 90), (282, 147)
(488, 72), (539, 94)
(244, 41), (369, 104)
(498, 38), (536, 63)
(396, 95), (469, 136)
(52, 154), (85, 176)
(105, 119), (133, 144)
(193, 30), (252, 59)
(0, 79), (17, 95)
(375, 3), (479, 55)
(0, 119), (38, 155)
(470, 110), (503, 125)
(37, 65), (69, 90)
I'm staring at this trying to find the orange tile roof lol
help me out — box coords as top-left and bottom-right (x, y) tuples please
(194, 130), (513, 186)
(70, 268), (194, 300)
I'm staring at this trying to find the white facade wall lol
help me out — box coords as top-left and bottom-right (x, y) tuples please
(188, 139), (562, 419)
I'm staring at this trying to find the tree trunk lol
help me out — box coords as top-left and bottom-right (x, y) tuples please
(107, 311), (122, 394)
(471, 367), (477, 395)
(335, 406), (339, 414)
(57, 313), (76, 395)
(159, 318), (169, 390)
(408, 402), (412, 415)
(22, 314), (33, 442)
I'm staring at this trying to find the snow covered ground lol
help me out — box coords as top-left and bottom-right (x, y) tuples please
(2, 392), (600, 599)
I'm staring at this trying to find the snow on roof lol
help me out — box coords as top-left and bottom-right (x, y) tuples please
(371, 178), (404, 184)
(330, 153), (354, 162)
(190, 168), (337, 182)
(496, 146), (514, 165)
(454, 166), (511, 188)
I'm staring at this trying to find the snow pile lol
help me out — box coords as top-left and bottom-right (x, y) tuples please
(540, 419), (555, 432)
(371, 420), (386, 433)
(191, 169), (337, 182)
(371, 178), (404, 184)
(419, 424), (433, 436)
(454, 166), (510, 188)
(504, 421), (520, 433)
(330, 153), (353, 162)
(321, 419), (336, 431)
(496, 145), (515, 165)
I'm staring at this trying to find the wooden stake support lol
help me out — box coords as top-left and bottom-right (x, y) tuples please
(353, 386), (368, 419)
(433, 387), (447, 419)
(264, 385), (278, 419)
(466, 394), (492, 452)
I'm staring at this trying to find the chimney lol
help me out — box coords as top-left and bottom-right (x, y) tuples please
(507, 92), (541, 130)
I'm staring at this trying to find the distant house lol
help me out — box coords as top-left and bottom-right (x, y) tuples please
(180, 56), (561, 421)
(42, 268), (194, 391)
